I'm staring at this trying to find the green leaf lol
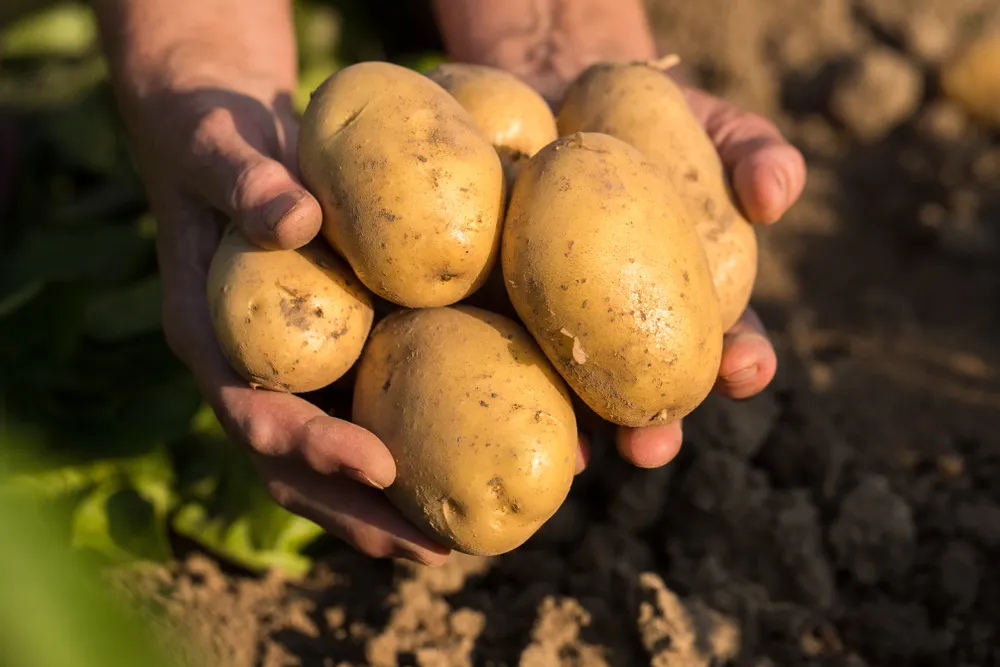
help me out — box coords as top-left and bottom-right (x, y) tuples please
(171, 435), (322, 577)
(172, 501), (322, 577)
(0, 54), (107, 109)
(0, 443), (173, 567)
(1, 2), (98, 59)
(0, 491), (191, 667)
(398, 52), (448, 74)
(71, 481), (173, 563)
(84, 276), (162, 342)
(15, 445), (178, 563)
(190, 403), (226, 439)
(293, 0), (341, 68)
(1, 457), (122, 500)
(1, 439), (173, 495)
(294, 60), (339, 114)
(0, 225), (151, 296)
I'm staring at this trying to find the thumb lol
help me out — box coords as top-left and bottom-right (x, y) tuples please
(192, 120), (323, 249)
(686, 88), (806, 225)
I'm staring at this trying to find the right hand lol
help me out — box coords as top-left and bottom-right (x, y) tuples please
(126, 70), (451, 566)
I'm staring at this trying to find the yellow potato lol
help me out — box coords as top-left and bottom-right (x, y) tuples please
(207, 226), (373, 393)
(502, 132), (723, 428)
(558, 60), (758, 331)
(941, 32), (1000, 127)
(352, 306), (577, 556)
(426, 63), (558, 187)
(298, 61), (505, 308)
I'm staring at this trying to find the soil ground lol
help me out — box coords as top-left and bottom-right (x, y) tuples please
(110, 0), (1000, 665)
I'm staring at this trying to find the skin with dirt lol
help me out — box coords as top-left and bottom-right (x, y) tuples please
(111, 0), (1000, 665)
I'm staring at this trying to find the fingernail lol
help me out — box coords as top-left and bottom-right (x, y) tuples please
(263, 191), (305, 230)
(722, 365), (758, 385)
(342, 466), (386, 490)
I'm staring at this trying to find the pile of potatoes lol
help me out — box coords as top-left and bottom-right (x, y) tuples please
(206, 58), (758, 557)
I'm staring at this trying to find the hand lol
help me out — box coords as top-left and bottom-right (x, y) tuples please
(613, 86), (807, 468)
(126, 73), (451, 566)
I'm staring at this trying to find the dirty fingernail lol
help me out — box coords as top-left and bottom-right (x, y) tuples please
(723, 365), (758, 385)
(342, 466), (385, 490)
(263, 190), (305, 230)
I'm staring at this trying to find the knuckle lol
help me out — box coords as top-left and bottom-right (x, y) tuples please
(231, 159), (287, 209)
(298, 418), (339, 474)
(348, 527), (398, 560)
(191, 106), (237, 152)
(266, 479), (297, 510)
(710, 104), (779, 149)
(240, 413), (277, 455)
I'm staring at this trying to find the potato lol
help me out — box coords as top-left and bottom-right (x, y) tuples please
(557, 60), (758, 331)
(352, 306), (577, 556)
(941, 32), (1000, 128)
(502, 132), (723, 428)
(207, 226), (373, 393)
(425, 63), (558, 186)
(298, 61), (505, 308)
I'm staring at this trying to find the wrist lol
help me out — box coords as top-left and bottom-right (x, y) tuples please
(94, 0), (297, 109)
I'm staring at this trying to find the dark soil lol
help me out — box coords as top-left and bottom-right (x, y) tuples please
(111, 1), (1000, 665)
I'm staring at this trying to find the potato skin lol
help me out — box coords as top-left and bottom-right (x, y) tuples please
(352, 306), (577, 556)
(502, 132), (723, 427)
(298, 61), (505, 308)
(426, 63), (558, 186)
(558, 62), (758, 331)
(207, 226), (374, 393)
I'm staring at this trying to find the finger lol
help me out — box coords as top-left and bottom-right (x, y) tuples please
(714, 306), (777, 400)
(615, 420), (684, 469)
(576, 433), (591, 474)
(205, 335), (397, 489)
(687, 88), (806, 224)
(189, 108), (322, 249)
(155, 215), (394, 488)
(262, 457), (451, 566)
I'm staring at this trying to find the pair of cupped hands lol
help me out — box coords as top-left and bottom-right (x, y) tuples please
(137, 61), (806, 566)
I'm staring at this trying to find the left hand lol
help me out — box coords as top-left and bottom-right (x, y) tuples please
(608, 86), (807, 469)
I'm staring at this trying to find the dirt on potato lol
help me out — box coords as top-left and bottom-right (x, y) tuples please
(111, 0), (1000, 664)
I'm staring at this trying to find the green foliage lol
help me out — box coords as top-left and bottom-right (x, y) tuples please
(0, 460), (194, 667)
(0, 2), (97, 58)
(0, 0), (450, 587)
(0, 1), (334, 579)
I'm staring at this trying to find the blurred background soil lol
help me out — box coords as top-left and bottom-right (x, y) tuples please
(4, 0), (1000, 666)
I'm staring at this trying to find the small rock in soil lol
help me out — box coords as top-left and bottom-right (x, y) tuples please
(684, 390), (781, 459)
(635, 573), (740, 667)
(518, 596), (607, 667)
(939, 540), (981, 610)
(831, 47), (923, 141)
(916, 100), (969, 141)
(530, 495), (585, 546)
(772, 490), (836, 610)
(679, 448), (771, 522)
(956, 500), (1000, 548)
(607, 464), (674, 532)
(828, 475), (916, 585)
